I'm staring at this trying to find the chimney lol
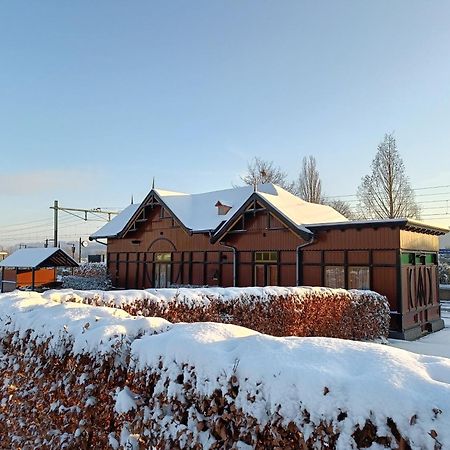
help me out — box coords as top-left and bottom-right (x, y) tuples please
(215, 201), (232, 216)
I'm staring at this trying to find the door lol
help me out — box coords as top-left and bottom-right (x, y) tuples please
(154, 253), (172, 288)
(254, 263), (278, 286)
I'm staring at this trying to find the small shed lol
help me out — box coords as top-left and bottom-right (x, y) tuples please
(0, 248), (78, 292)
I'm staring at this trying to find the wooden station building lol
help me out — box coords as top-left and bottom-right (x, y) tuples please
(91, 183), (448, 340)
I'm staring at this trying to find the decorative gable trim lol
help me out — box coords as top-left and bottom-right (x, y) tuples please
(210, 192), (313, 244)
(119, 190), (192, 238)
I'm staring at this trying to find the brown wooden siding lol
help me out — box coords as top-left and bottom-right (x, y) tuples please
(308, 227), (400, 250)
(226, 212), (306, 251)
(372, 267), (398, 310)
(347, 251), (370, 265)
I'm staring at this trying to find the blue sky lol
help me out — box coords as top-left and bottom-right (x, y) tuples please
(1, 1), (450, 244)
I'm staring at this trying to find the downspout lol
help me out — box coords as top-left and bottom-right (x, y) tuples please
(219, 241), (238, 287)
(296, 234), (315, 286)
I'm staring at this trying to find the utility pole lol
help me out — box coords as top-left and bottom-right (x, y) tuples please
(49, 202), (118, 249)
(71, 243), (76, 275)
(53, 200), (58, 247)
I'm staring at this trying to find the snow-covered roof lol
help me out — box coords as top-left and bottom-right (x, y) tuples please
(155, 185), (257, 232)
(90, 203), (140, 239)
(90, 183), (348, 240)
(256, 184), (346, 228)
(0, 247), (78, 269)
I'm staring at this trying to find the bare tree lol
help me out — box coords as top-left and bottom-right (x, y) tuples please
(325, 199), (354, 219)
(296, 155), (323, 203)
(240, 157), (296, 193)
(357, 133), (420, 219)
(240, 156), (353, 219)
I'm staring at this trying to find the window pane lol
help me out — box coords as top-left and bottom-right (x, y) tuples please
(325, 266), (344, 288)
(155, 253), (171, 262)
(424, 254), (435, 265)
(255, 251), (278, 263)
(401, 253), (414, 265)
(348, 266), (370, 290)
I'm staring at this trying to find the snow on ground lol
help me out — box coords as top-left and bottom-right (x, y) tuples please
(389, 314), (450, 360)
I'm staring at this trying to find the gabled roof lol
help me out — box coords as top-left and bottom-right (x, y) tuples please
(153, 185), (257, 232)
(90, 183), (348, 241)
(211, 184), (346, 242)
(0, 248), (79, 269)
(258, 184), (347, 226)
(90, 203), (140, 239)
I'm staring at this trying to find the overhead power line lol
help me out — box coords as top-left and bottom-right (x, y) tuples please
(49, 201), (120, 247)
(324, 183), (450, 200)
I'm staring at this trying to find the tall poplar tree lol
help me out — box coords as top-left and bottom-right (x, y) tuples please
(357, 133), (419, 219)
(296, 155), (323, 203)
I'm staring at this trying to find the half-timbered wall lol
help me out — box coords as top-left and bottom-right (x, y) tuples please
(107, 205), (305, 289)
(301, 227), (400, 327)
(224, 210), (306, 287)
(107, 205), (234, 289)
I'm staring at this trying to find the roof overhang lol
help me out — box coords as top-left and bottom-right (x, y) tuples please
(306, 218), (448, 236)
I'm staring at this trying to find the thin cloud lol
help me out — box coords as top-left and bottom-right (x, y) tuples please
(0, 168), (100, 196)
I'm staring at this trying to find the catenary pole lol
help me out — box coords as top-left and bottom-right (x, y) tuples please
(53, 200), (58, 247)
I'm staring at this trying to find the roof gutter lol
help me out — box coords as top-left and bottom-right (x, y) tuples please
(90, 237), (108, 246)
(296, 235), (315, 286)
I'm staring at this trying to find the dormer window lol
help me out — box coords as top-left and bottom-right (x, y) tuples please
(215, 201), (231, 216)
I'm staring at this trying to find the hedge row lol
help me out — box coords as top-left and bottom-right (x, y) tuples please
(50, 286), (391, 340)
(0, 293), (169, 449)
(0, 292), (448, 449)
(0, 332), (410, 450)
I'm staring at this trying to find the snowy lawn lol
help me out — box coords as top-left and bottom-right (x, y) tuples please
(388, 315), (450, 359)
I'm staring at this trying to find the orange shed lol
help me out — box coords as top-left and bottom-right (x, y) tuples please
(0, 247), (78, 292)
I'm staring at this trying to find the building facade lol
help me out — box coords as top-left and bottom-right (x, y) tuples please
(91, 184), (447, 340)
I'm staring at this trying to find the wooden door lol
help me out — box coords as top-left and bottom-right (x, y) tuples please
(254, 264), (278, 286)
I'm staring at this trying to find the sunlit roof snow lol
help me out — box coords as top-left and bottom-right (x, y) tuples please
(0, 247), (77, 269)
(90, 183), (348, 239)
(90, 203), (140, 239)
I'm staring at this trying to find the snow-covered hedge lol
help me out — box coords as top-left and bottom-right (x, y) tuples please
(1, 291), (449, 449)
(0, 291), (169, 448)
(0, 291), (449, 449)
(46, 286), (391, 340)
(61, 262), (112, 290)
